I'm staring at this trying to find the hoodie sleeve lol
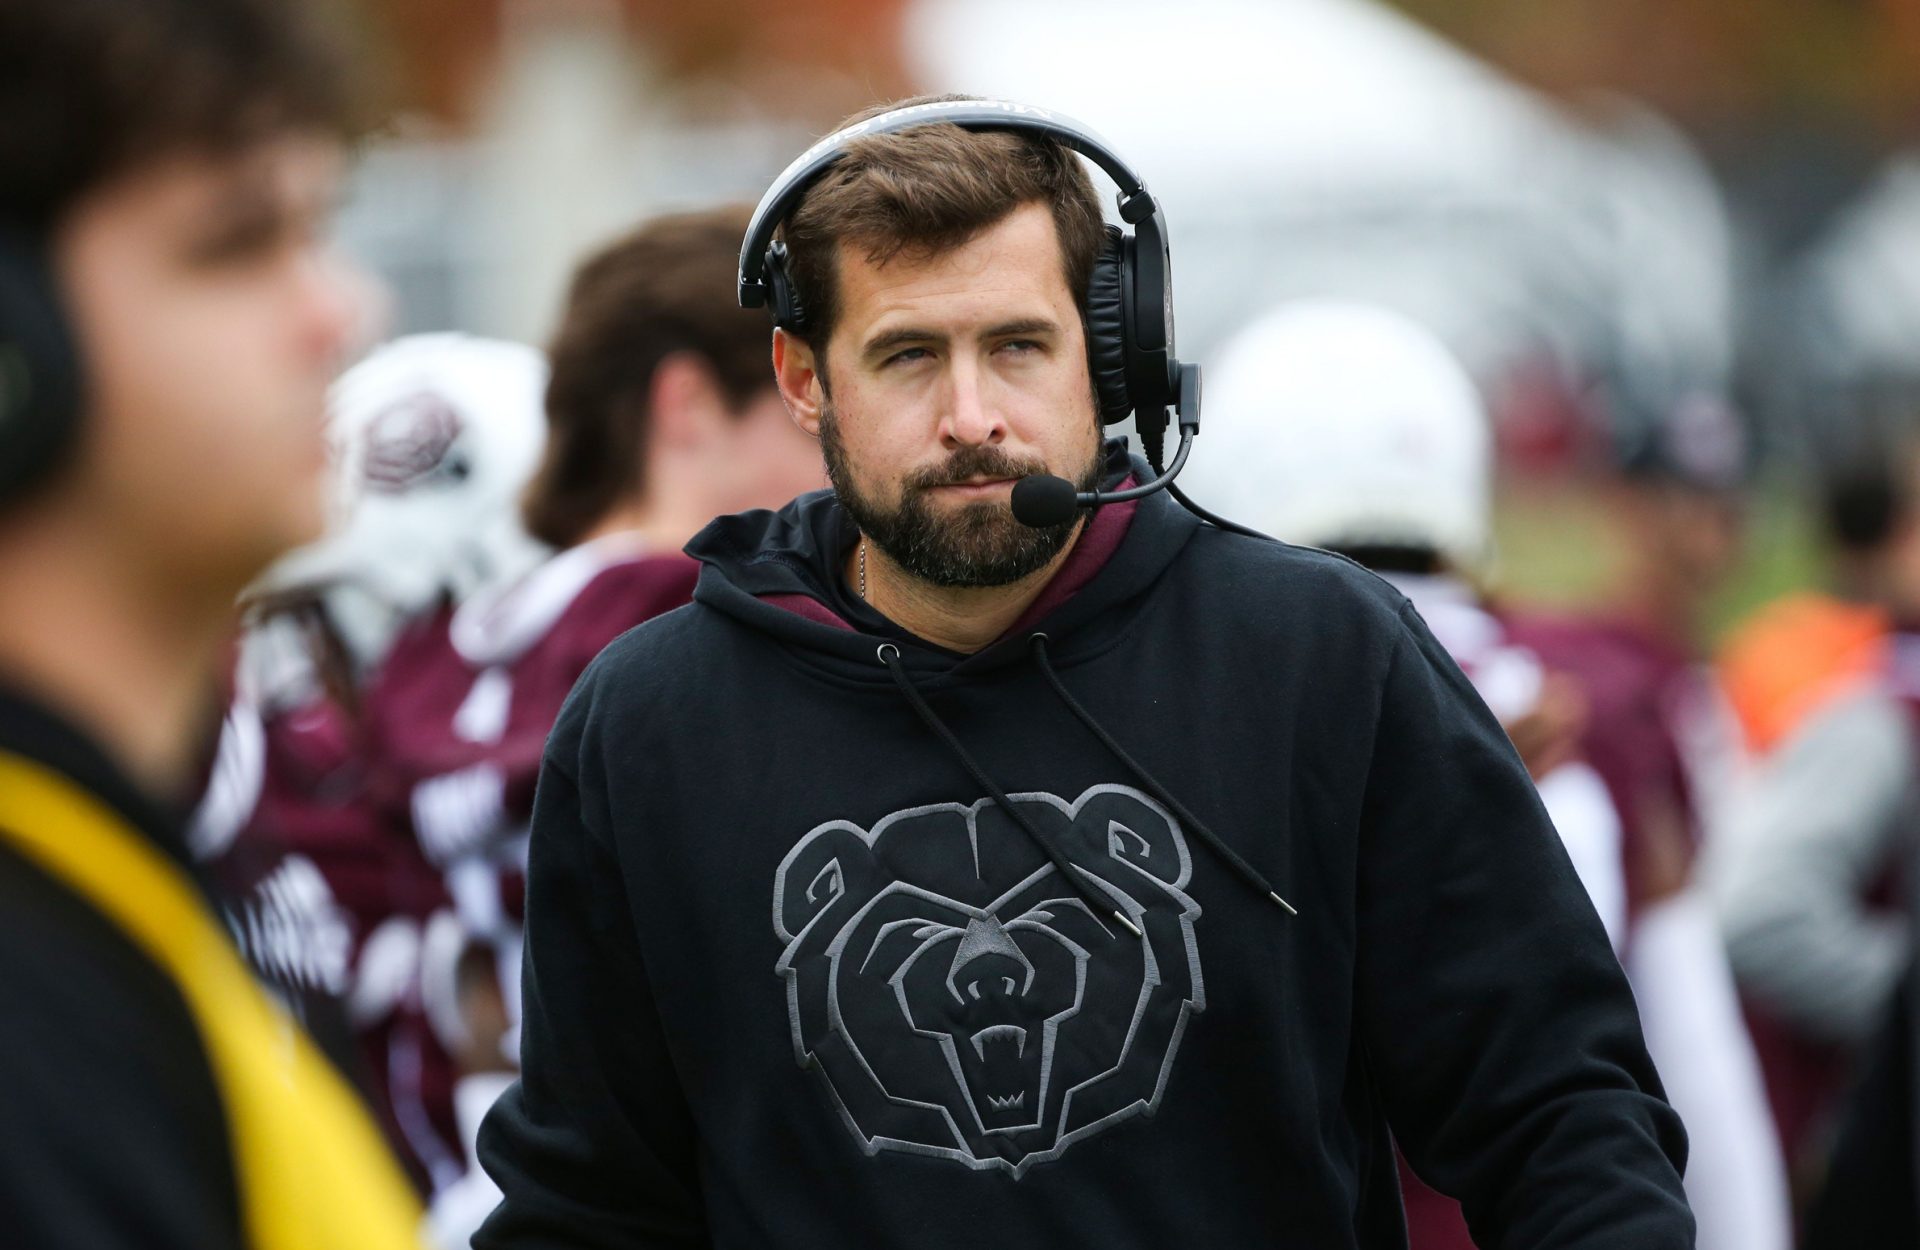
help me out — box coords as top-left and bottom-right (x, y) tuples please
(1355, 602), (1692, 1248)
(473, 738), (707, 1248)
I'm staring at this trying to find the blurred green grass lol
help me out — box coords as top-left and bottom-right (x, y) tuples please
(1491, 474), (1825, 649)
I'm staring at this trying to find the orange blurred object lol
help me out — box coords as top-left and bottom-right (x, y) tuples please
(1718, 593), (1891, 756)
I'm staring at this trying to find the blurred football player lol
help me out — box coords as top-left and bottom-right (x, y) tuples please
(351, 207), (826, 1249)
(193, 333), (552, 1193)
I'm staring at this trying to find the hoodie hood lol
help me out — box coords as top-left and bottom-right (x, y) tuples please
(685, 439), (1196, 680)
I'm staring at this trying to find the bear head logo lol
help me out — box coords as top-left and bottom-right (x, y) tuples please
(771, 784), (1204, 1177)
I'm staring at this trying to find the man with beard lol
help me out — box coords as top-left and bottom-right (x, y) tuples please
(475, 97), (1692, 1249)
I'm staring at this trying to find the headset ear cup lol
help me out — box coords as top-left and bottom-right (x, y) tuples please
(764, 240), (807, 334)
(1084, 225), (1132, 425)
(0, 229), (82, 507)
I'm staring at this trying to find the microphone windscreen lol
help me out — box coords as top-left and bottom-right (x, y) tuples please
(1011, 474), (1081, 528)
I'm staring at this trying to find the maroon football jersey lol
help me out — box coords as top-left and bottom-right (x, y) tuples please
(1505, 612), (1705, 920)
(361, 541), (700, 1057)
(365, 543), (700, 855)
(195, 687), (461, 1194)
(234, 696), (448, 947)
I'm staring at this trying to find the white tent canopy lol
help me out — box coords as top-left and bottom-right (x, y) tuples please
(909, 0), (1570, 194)
(905, 0), (1734, 413)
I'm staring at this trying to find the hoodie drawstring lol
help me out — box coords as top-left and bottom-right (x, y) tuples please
(876, 643), (1144, 938)
(1029, 634), (1297, 915)
(874, 637), (1296, 927)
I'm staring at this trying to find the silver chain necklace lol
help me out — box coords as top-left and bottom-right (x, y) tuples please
(858, 538), (868, 600)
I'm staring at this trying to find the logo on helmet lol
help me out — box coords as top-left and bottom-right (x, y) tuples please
(360, 391), (466, 493)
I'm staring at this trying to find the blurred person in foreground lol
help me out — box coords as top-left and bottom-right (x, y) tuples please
(353, 208), (825, 1250)
(192, 333), (551, 1194)
(1711, 424), (1920, 1198)
(475, 96), (1690, 1249)
(0, 0), (423, 1246)
(1184, 301), (1789, 1250)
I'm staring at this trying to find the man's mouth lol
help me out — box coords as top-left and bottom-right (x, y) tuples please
(929, 477), (1017, 498)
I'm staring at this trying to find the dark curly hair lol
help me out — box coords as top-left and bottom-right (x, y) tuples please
(0, 0), (363, 232)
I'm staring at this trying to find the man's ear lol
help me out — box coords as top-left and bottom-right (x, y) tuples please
(772, 328), (825, 437)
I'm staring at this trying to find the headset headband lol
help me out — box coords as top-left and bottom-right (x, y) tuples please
(737, 99), (1161, 310)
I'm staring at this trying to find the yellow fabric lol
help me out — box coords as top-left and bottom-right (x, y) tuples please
(0, 750), (424, 1250)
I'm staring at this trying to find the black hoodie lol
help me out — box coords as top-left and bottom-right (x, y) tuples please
(476, 448), (1692, 1249)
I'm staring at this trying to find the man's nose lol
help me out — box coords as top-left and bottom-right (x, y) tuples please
(938, 355), (1006, 449)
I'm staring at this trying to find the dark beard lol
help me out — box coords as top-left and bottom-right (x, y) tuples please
(819, 405), (1105, 589)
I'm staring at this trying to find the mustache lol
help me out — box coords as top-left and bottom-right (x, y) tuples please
(904, 446), (1049, 493)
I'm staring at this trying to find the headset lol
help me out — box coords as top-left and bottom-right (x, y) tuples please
(738, 98), (1245, 532)
(0, 225), (83, 508)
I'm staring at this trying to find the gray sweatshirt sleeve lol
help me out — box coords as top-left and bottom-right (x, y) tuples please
(1707, 687), (1913, 1044)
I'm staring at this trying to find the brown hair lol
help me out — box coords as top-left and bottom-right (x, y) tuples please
(0, 0), (364, 231)
(780, 93), (1106, 372)
(521, 206), (775, 550)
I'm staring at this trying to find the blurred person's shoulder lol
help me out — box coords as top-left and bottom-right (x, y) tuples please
(542, 550), (701, 671)
(1504, 610), (1690, 723)
(0, 688), (243, 1246)
(572, 550), (701, 619)
(0, 836), (243, 1248)
(433, 546), (703, 690)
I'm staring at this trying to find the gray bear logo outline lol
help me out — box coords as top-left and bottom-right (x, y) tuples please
(771, 784), (1205, 1177)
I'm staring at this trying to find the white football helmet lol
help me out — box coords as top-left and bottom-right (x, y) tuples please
(248, 333), (551, 677)
(1182, 300), (1492, 569)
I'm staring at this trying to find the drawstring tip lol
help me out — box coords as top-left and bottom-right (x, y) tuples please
(1269, 891), (1298, 916)
(1113, 910), (1142, 938)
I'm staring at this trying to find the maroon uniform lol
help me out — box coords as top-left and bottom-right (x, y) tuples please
(369, 539), (699, 854)
(194, 682), (460, 1193)
(362, 538), (701, 1054)
(1506, 613), (1709, 919)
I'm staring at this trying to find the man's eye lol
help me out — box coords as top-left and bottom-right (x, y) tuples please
(885, 347), (930, 366)
(998, 339), (1042, 356)
(187, 218), (286, 266)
